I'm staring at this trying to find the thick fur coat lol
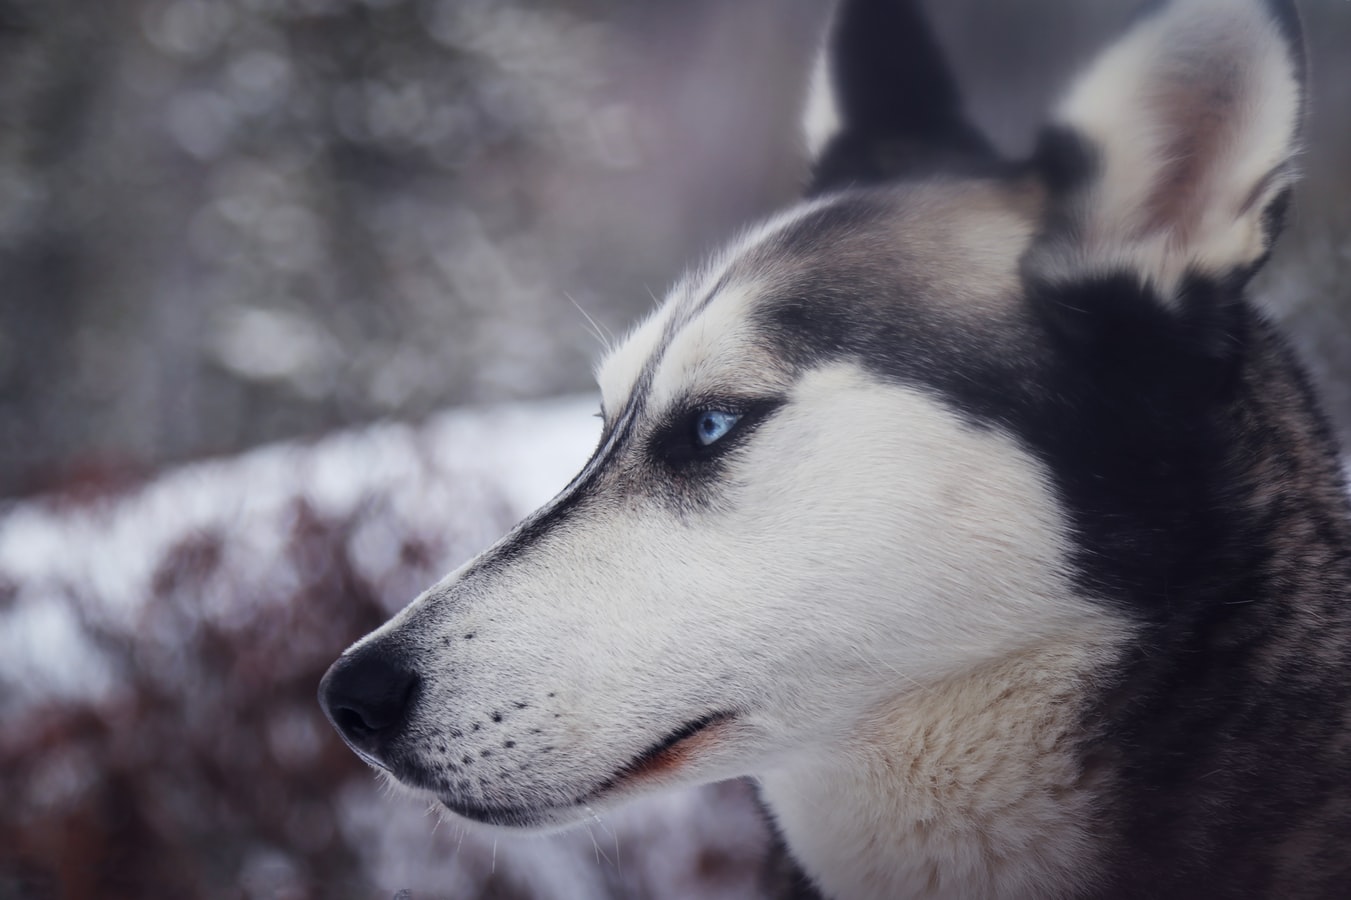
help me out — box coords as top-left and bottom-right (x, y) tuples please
(321, 1), (1351, 896)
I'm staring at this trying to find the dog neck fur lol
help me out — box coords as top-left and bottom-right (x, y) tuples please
(761, 635), (1122, 900)
(739, 371), (1128, 898)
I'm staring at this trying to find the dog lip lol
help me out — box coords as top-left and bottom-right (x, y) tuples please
(439, 711), (738, 827)
(350, 746), (392, 772)
(588, 710), (738, 797)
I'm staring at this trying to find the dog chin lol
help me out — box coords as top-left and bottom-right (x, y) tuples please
(437, 795), (595, 832)
(429, 711), (743, 831)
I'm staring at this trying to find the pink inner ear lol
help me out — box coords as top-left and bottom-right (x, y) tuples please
(1140, 56), (1246, 242)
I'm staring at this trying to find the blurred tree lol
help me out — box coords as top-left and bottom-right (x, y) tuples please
(0, 0), (815, 498)
(0, 1), (1347, 897)
(0, 0), (1345, 500)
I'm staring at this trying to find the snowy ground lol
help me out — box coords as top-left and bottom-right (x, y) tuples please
(0, 397), (599, 709)
(4, 394), (1348, 898)
(0, 395), (778, 899)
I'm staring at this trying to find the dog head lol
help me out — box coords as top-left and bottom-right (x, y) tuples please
(321, 0), (1305, 831)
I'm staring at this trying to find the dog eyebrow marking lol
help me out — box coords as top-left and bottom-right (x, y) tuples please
(679, 195), (848, 328)
(598, 194), (844, 422)
(454, 393), (645, 576)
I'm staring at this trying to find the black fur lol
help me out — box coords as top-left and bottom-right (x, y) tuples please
(647, 397), (786, 474)
(757, 2), (1347, 885)
(502, 0), (1341, 890)
(462, 377), (783, 578)
(751, 187), (1351, 896)
(750, 0), (1351, 885)
(809, 0), (996, 194)
(467, 402), (644, 572)
(1031, 124), (1100, 199)
(323, 0), (1347, 893)
(756, 790), (827, 900)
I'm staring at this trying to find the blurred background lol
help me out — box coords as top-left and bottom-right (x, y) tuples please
(0, 0), (1347, 898)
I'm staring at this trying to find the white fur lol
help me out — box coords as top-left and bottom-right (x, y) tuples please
(731, 371), (1124, 900)
(363, 325), (1129, 888)
(1039, 0), (1301, 298)
(335, 2), (1307, 896)
(803, 36), (842, 161)
(762, 639), (1120, 900)
(598, 194), (837, 419)
(354, 115), (1123, 900)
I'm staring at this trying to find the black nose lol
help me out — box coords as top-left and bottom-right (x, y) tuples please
(318, 642), (419, 763)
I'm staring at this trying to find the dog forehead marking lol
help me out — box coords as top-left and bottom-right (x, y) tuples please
(595, 195), (841, 418)
(599, 178), (1042, 423)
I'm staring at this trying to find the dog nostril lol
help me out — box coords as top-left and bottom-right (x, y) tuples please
(318, 643), (420, 757)
(332, 705), (376, 738)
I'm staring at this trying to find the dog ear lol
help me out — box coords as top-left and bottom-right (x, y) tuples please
(803, 0), (995, 196)
(1026, 0), (1305, 304)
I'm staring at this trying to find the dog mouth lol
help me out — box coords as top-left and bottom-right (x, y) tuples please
(439, 711), (738, 827)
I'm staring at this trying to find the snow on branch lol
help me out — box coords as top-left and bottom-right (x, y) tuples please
(0, 398), (777, 899)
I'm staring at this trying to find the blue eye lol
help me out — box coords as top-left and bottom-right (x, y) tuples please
(693, 409), (740, 446)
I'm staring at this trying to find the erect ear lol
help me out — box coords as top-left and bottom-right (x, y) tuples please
(803, 0), (996, 196)
(1027, 0), (1305, 302)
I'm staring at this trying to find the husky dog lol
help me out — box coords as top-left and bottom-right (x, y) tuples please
(321, 0), (1351, 896)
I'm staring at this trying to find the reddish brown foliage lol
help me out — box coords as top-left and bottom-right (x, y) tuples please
(0, 501), (405, 900)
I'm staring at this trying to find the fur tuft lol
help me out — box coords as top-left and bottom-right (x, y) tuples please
(1028, 0), (1305, 302)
